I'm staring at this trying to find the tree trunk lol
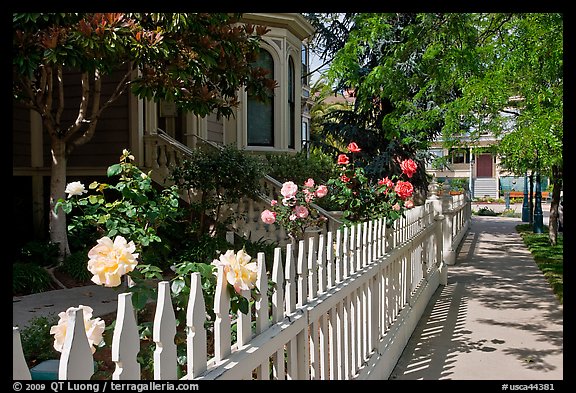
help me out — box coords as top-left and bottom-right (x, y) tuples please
(49, 138), (70, 262)
(548, 165), (562, 246)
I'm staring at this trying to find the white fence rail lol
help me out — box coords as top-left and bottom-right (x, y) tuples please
(14, 195), (471, 380)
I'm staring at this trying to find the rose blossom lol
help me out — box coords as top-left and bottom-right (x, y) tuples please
(304, 178), (315, 187)
(87, 235), (139, 287)
(378, 176), (394, 189)
(281, 181), (298, 198)
(65, 181), (88, 198)
(405, 200), (414, 209)
(211, 249), (258, 294)
(337, 154), (350, 165)
(392, 203), (401, 211)
(315, 185), (328, 198)
(271, 200), (278, 206)
(340, 174), (351, 183)
(50, 305), (105, 354)
(347, 142), (361, 153)
(261, 209), (277, 224)
(294, 205), (309, 219)
(400, 159), (418, 178)
(394, 180), (414, 200)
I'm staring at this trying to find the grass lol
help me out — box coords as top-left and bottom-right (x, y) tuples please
(516, 224), (563, 304)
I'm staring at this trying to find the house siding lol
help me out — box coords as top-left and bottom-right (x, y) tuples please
(207, 113), (224, 144)
(12, 102), (31, 168)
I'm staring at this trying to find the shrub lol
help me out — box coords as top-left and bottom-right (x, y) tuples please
(19, 314), (60, 367)
(16, 241), (60, 267)
(13, 263), (54, 295)
(58, 250), (93, 283)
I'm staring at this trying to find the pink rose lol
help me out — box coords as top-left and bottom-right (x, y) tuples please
(281, 181), (298, 198)
(304, 178), (315, 187)
(400, 159), (418, 178)
(294, 205), (309, 219)
(392, 203), (401, 211)
(271, 200), (278, 206)
(405, 200), (414, 209)
(315, 185), (328, 198)
(341, 174), (351, 183)
(395, 180), (414, 200)
(261, 209), (277, 224)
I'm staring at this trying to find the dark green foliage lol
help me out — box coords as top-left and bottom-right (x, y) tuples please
(170, 144), (267, 237)
(19, 314), (61, 367)
(59, 250), (93, 282)
(265, 149), (339, 185)
(15, 241), (60, 267)
(13, 263), (54, 295)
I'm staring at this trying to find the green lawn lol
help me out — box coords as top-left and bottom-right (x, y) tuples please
(516, 224), (563, 304)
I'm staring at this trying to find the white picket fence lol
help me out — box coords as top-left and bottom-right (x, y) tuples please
(13, 194), (470, 380)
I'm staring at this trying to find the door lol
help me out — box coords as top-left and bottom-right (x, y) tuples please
(476, 154), (493, 178)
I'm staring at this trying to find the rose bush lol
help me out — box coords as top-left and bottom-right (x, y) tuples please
(260, 178), (328, 241)
(327, 142), (417, 226)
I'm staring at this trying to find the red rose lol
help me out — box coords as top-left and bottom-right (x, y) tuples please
(394, 180), (414, 199)
(400, 159), (418, 178)
(347, 142), (361, 153)
(337, 154), (350, 165)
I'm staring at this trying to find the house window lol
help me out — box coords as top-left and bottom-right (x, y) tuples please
(449, 148), (470, 164)
(301, 44), (309, 86)
(288, 57), (295, 149)
(247, 49), (274, 146)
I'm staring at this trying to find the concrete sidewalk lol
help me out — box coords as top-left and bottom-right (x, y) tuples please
(389, 215), (563, 380)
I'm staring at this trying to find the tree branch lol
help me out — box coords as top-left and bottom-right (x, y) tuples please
(55, 65), (64, 128)
(64, 72), (90, 140)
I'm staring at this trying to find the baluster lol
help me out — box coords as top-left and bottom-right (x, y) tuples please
(59, 307), (94, 380)
(214, 266), (231, 362)
(317, 233), (327, 293)
(112, 293), (140, 380)
(255, 253), (270, 380)
(271, 248), (285, 380)
(153, 282), (177, 380)
(297, 240), (308, 307)
(335, 228), (343, 283)
(13, 327), (31, 380)
(284, 243), (298, 380)
(325, 231), (335, 289)
(236, 288), (252, 349)
(342, 226), (350, 279)
(186, 273), (207, 379)
(308, 236), (318, 301)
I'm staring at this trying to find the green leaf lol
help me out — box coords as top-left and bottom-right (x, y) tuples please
(107, 164), (122, 177)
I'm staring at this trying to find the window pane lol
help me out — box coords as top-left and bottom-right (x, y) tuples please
(248, 49), (274, 146)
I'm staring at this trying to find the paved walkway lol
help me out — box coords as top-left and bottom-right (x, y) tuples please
(389, 214), (563, 380)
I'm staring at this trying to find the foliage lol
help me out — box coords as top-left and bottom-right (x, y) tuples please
(56, 149), (182, 253)
(170, 143), (267, 238)
(13, 263), (54, 295)
(19, 314), (61, 367)
(327, 142), (417, 226)
(516, 224), (563, 304)
(264, 148), (339, 186)
(13, 13), (276, 260)
(15, 241), (60, 267)
(260, 179), (329, 241)
(476, 207), (498, 216)
(58, 250), (93, 283)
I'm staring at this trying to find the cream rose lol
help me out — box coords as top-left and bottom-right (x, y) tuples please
(50, 305), (105, 354)
(87, 236), (139, 287)
(212, 249), (258, 294)
(65, 181), (88, 198)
